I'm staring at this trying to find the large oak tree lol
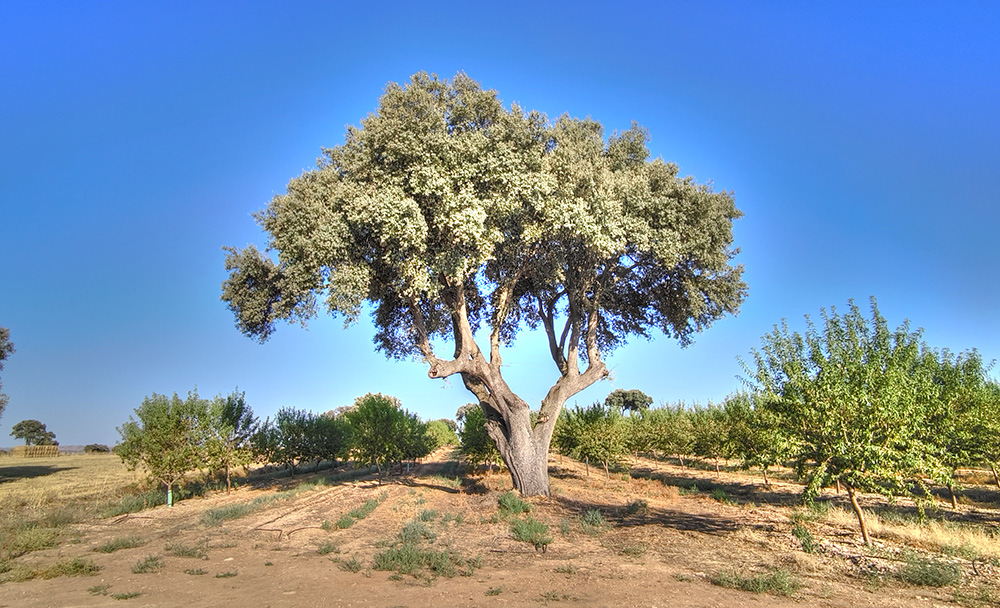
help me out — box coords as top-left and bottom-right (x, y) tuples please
(222, 72), (745, 495)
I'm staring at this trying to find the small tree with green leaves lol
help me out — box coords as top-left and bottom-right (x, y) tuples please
(558, 403), (628, 478)
(116, 391), (209, 507)
(308, 414), (352, 468)
(648, 404), (694, 466)
(345, 393), (423, 478)
(921, 349), (994, 507)
(744, 298), (944, 545)
(425, 419), (458, 449)
(11, 419), (58, 446)
(204, 390), (258, 493)
(272, 407), (312, 476)
(251, 417), (281, 469)
(722, 391), (790, 485)
(689, 404), (731, 474)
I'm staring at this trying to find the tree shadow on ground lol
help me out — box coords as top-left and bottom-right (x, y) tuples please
(552, 494), (739, 536)
(0, 465), (77, 484)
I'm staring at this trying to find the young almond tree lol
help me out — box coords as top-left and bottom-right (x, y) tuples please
(221, 72), (745, 496)
(344, 393), (428, 478)
(921, 349), (994, 507)
(744, 298), (944, 545)
(722, 391), (790, 486)
(116, 391), (209, 507)
(204, 390), (258, 493)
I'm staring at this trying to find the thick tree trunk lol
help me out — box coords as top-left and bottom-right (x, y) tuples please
(948, 484), (958, 509)
(496, 416), (552, 495)
(484, 395), (558, 496)
(992, 464), (1000, 489)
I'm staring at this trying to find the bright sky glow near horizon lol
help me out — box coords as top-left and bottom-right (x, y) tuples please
(1, 2), (998, 447)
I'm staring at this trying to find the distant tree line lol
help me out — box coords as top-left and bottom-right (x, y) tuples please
(115, 390), (457, 506)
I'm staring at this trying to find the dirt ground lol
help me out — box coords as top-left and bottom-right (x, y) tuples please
(1, 450), (997, 607)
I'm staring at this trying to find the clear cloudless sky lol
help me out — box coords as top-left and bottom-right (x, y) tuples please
(1, 1), (997, 446)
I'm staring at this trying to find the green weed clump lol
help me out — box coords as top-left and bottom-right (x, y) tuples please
(317, 541), (339, 555)
(111, 591), (142, 600)
(3, 557), (101, 582)
(200, 494), (285, 526)
(4, 525), (59, 557)
(335, 514), (355, 529)
(791, 523), (818, 554)
(399, 520), (437, 543)
(130, 555), (164, 574)
(897, 552), (961, 587)
(710, 488), (735, 505)
(94, 536), (146, 553)
(497, 491), (532, 516)
(511, 517), (552, 551)
(579, 510), (608, 536)
(100, 489), (168, 518)
(165, 541), (208, 559)
(373, 544), (480, 578)
(710, 568), (801, 596)
(339, 554), (364, 572)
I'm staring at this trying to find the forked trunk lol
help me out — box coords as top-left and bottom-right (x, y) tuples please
(762, 467), (769, 486)
(487, 399), (556, 497)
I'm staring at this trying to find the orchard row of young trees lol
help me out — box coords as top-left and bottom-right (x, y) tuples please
(538, 299), (1000, 545)
(115, 390), (457, 506)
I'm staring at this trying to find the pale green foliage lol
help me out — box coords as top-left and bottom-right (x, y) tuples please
(223, 71), (744, 352)
(0, 326), (12, 421)
(689, 404), (731, 468)
(633, 404), (694, 460)
(115, 391), (208, 505)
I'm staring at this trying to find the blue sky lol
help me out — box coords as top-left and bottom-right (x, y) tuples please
(1, 2), (997, 446)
